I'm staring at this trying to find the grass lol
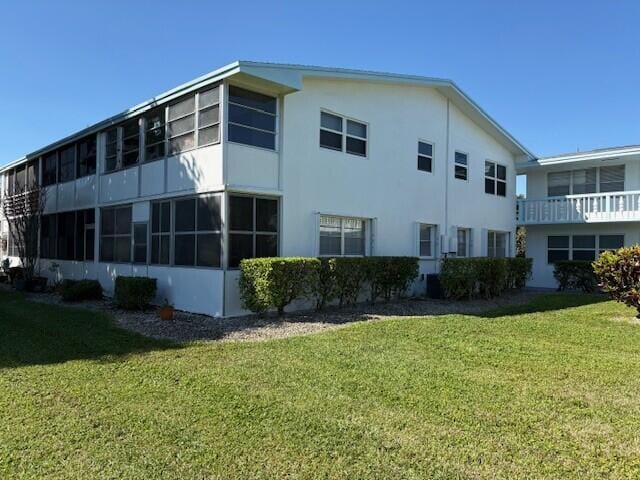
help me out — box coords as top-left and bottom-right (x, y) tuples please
(1, 292), (640, 479)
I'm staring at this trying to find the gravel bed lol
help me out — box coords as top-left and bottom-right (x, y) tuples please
(13, 288), (542, 344)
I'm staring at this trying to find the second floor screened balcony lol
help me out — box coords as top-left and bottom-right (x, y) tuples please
(517, 190), (640, 225)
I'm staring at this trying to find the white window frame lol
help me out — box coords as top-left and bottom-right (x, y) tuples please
(227, 84), (278, 152)
(319, 214), (368, 257)
(319, 110), (368, 158)
(456, 228), (470, 257)
(418, 223), (436, 259)
(487, 230), (508, 258)
(547, 165), (626, 197)
(417, 140), (434, 173)
(484, 160), (507, 197)
(546, 234), (625, 264)
(454, 151), (468, 181)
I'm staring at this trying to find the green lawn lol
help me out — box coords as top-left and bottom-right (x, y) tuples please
(1, 292), (640, 479)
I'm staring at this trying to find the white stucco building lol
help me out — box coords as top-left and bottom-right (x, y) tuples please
(517, 145), (640, 288)
(1, 61), (533, 316)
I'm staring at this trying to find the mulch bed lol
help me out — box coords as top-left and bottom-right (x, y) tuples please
(7, 285), (543, 344)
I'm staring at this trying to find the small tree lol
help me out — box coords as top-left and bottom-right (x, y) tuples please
(1, 180), (47, 282)
(516, 226), (527, 257)
(593, 246), (640, 317)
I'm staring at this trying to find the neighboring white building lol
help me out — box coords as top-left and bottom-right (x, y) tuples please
(517, 145), (640, 288)
(0, 61), (533, 316)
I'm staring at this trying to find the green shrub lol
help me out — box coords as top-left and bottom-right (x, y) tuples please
(331, 258), (368, 306)
(239, 257), (320, 315)
(440, 257), (512, 300)
(314, 258), (338, 310)
(505, 257), (533, 289)
(61, 279), (102, 302)
(114, 276), (157, 310)
(593, 246), (640, 316)
(553, 260), (598, 293)
(364, 256), (419, 303)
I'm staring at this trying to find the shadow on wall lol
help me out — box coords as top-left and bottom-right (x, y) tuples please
(0, 291), (179, 369)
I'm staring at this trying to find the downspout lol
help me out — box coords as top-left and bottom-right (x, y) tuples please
(442, 99), (451, 267)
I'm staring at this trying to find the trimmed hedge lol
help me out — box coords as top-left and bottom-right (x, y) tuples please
(239, 256), (419, 315)
(114, 276), (157, 310)
(61, 279), (102, 302)
(553, 260), (598, 293)
(440, 257), (532, 300)
(593, 246), (640, 316)
(239, 257), (320, 315)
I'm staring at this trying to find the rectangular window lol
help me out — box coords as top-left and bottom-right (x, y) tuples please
(151, 201), (171, 265)
(40, 214), (57, 259)
(572, 168), (596, 194)
(572, 235), (596, 261)
(144, 108), (166, 162)
(57, 211), (76, 260)
(133, 223), (148, 264)
(488, 231), (507, 258)
(26, 159), (39, 188)
(7, 169), (15, 195)
(457, 228), (469, 257)
(319, 215), (366, 257)
(43, 152), (57, 186)
(417, 141), (433, 173)
(600, 165), (625, 193)
(15, 165), (25, 193)
(58, 145), (76, 183)
(229, 195), (279, 267)
(77, 135), (97, 178)
(319, 111), (367, 157)
(485, 161), (507, 196)
(173, 196), (222, 267)
(122, 118), (140, 167)
(100, 205), (132, 263)
(419, 224), (434, 257)
(228, 86), (277, 150)
(168, 96), (196, 155)
(197, 86), (221, 147)
(547, 171), (571, 197)
(454, 151), (468, 180)
(599, 234), (624, 254)
(547, 235), (570, 263)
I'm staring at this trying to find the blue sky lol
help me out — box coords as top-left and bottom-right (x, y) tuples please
(1, 0), (638, 195)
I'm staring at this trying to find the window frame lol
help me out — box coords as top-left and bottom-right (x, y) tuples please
(227, 85), (278, 152)
(454, 151), (469, 181)
(418, 223), (435, 259)
(173, 195), (223, 268)
(417, 140), (434, 173)
(319, 110), (368, 158)
(546, 165), (626, 197)
(99, 205), (133, 263)
(547, 234), (625, 264)
(318, 214), (367, 258)
(487, 230), (508, 258)
(484, 160), (507, 197)
(228, 194), (280, 268)
(457, 228), (470, 257)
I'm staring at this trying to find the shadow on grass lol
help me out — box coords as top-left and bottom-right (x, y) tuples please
(477, 292), (610, 320)
(0, 291), (179, 369)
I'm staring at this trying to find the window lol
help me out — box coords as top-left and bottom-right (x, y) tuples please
(6, 169), (15, 195)
(122, 118), (140, 167)
(457, 228), (469, 257)
(100, 206), (132, 263)
(133, 223), (148, 264)
(173, 196), (222, 267)
(144, 108), (166, 162)
(151, 201), (171, 265)
(229, 195), (278, 267)
(105, 128), (119, 172)
(43, 152), (57, 186)
(547, 236), (569, 263)
(77, 135), (97, 177)
(26, 159), (39, 188)
(14, 165), (25, 193)
(547, 166), (625, 196)
(548, 234), (624, 263)
(417, 141), (433, 173)
(40, 214), (57, 259)
(197, 87), (220, 147)
(58, 145), (76, 183)
(319, 215), (365, 257)
(454, 152), (468, 180)
(419, 224), (434, 257)
(74, 209), (95, 261)
(319, 111), (367, 157)
(599, 235), (624, 254)
(488, 231), (507, 258)
(485, 161), (507, 196)
(228, 86), (277, 150)
(168, 96), (196, 155)
(600, 165), (625, 192)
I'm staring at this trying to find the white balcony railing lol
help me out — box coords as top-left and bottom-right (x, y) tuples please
(517, 190), (640, 225)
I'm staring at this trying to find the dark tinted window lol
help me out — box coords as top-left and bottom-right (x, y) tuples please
(196, 233), (220, 267)
(174, 234), (195, 266)
(133, 223), (148, 264)
(346, 137), (366, 156)
(228, 86), (277, 114)
(229, 196), (254, 231)
(77, 136), (97, 177)
(320, 130), (342, 150)
(43, 152), (57, 186)
(175, 199), (196, 232)
(548, 236), (569, 249)
(197, 196), (221, 231)
(547, 249), (569, 263)
(256, 198), (278, 232)
(228, 124), (275, 150)
(229, 234), (253, 268)
(59, 145), (75, 183)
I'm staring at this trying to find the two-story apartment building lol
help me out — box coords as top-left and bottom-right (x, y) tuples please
(0, 61), (533, 316)
(517, 145), (640, 288)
